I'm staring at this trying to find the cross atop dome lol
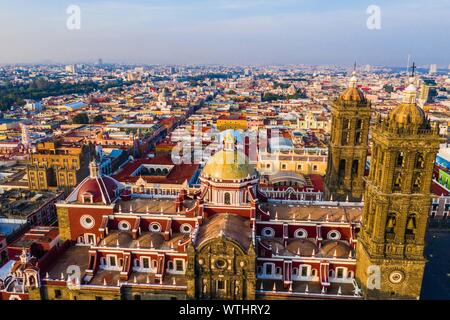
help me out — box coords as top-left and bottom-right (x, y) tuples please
(403, 63), (418, 105)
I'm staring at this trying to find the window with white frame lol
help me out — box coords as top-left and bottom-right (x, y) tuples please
(300, 265), (310, 278)
(294, 228), (308, 239)
(85, 233), (96, 245)
(327, 230), (341, 240)
(118, 221), (131, 231)
(180, 223), (193, 234)
(109, 255), (117, 267)
(261, 227), (275, 238)
(175, 259), (184, 272)
(80, 215), (95, 229)
(336, 267), (346, 279)
(149, 222), (162, 232)
(81, 192), (93, 204)
(264, 263), (274, 275)
(141, 257), (150, 270)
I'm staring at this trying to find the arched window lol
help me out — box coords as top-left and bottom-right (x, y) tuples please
(351, 160), (359, 178)
(393, 172), (402, 191)
(224, 192), (231, 205)
(396, 152), (404, 167)
(338, 159), (346, 183)
(415, 153), (424, 169)
(386, 212), (396, 235)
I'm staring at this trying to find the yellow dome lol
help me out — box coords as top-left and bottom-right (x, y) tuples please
(202, 149), (256, 181)
(389, 103), (425, 127)
(339, 87), (366, 102)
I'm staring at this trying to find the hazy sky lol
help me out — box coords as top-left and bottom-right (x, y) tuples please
(0, 0), (449, 66)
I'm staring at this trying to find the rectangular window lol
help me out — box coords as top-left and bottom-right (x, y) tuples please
(265, 264), (273, 275)
(142, 257), (150, 269)
(301, 266), (308, 277)
(217, 280), (225, 290)
(337, 268), (344, 279)
(54, 289), (62, 299)
(109, 256), (116, 267)
(175, 260), (184, 271)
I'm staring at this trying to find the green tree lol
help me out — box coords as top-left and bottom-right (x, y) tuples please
(72, 113), (89, 124)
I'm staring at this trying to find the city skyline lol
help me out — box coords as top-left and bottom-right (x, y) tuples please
(0, 0), (449, 66)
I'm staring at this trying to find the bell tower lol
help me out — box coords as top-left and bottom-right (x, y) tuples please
(356, 75), (442, 299)
(325, 71), (372, 201)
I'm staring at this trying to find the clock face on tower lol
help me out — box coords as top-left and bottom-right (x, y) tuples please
(389, 270), (404, 284)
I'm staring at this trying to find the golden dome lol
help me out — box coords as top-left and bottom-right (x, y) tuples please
(389, 79), (425, 127)
(202, 149), (256, 181)
(389, 103), (425, 127)
(339, 72), (366, 103)
(339, 87), (366, 102)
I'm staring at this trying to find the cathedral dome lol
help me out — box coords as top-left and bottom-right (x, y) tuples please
(202, 131), (257, 181)
(388, 78), (425, 127)
(339, 72), (366, 103)
(76, 176), (119, 204)
(340, 87), (366, 102)
(389, 103), (425, 127)
(202, 150), (256, 181)
(68, 161), (121, 205)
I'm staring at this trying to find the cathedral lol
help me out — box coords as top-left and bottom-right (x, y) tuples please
(0, 73), (440, 301)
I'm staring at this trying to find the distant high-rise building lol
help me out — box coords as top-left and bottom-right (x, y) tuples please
(65, 64), (77, 74)
(429, 64), (437, 74)
(419, 78), (438, 104)
(98, 58), (103, 65)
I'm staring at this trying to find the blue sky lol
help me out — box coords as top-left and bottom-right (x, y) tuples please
(0, 0), (449, 66)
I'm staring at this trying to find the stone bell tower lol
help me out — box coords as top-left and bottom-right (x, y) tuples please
(356, 76), (442, 299)
(324, 71), (372, 201)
